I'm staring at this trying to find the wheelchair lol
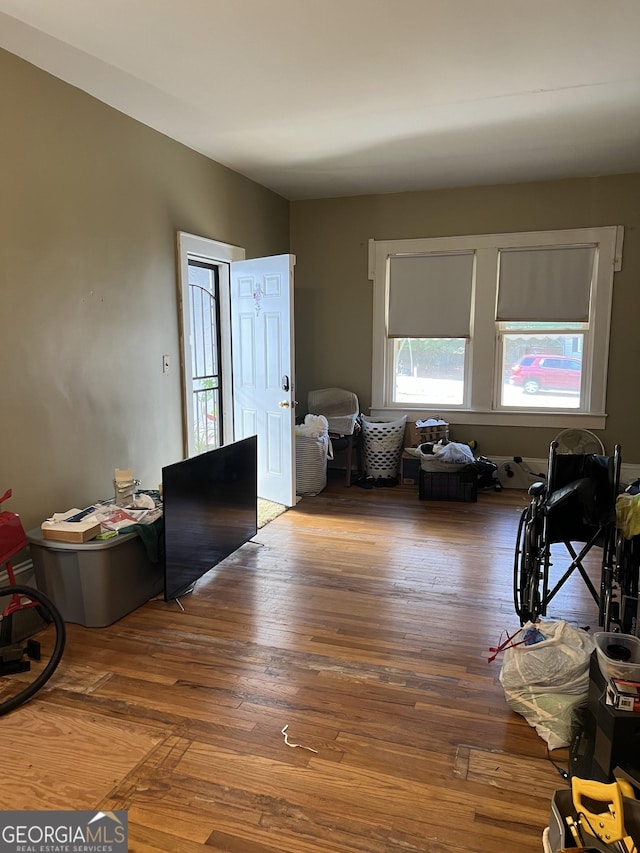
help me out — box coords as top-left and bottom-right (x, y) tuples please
(614, 508), (640, 634)
(513, 440), (630, 630)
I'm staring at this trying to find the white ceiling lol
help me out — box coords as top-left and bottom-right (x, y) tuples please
(2, 0), (640, 200)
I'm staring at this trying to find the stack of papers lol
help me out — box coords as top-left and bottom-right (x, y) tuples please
(42, 502), (162, 543)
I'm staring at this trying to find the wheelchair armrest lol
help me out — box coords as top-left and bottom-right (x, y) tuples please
(545, 477), (591, 512)
(527, 481), (547, 497)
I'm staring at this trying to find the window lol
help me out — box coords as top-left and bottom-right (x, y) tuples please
(388, 252), (473, 407)
(369, 226), (622, 428)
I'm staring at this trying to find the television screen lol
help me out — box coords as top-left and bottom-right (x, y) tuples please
(162, 436), (257, 601)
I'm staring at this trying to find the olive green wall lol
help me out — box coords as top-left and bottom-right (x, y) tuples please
(1, 49), (289, 529)
(290, 176), (640, 461)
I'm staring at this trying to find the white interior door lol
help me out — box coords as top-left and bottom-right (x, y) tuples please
(231, 254), (296, 506)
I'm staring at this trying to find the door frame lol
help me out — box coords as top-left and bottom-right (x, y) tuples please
(176, 231), (245, 457)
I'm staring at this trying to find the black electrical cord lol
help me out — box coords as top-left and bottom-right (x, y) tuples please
(0, 585), (66, 716)
(547, 745), (570, 783)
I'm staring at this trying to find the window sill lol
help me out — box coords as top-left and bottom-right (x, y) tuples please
(369, 407), (607, 430)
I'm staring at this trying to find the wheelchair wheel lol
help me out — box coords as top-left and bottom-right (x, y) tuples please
(600, 528), (620, 631)
(601, 575), (620, 633)
(615, 532), (639, 634)
(513, 505), (543, 624)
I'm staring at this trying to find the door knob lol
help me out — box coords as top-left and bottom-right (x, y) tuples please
(279, 401), (290, 408)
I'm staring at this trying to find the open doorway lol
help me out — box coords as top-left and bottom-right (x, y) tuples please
(185, 259), (223, 452)
(177, 232), (244, 459)
(176, 232), (297, 506)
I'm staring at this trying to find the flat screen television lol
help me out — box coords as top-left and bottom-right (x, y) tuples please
(162, 435), (257, 601)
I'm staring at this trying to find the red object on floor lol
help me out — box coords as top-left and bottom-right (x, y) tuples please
(0, 488), (32, 617)
(0, 489), (28, 565)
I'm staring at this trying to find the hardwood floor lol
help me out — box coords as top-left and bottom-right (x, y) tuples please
(2, 474), (605, 852)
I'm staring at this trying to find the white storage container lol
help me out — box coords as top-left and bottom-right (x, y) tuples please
(593, 631), (640, 681)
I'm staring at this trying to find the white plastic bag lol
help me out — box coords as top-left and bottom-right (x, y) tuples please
(433, 441), (474, 464)
(499, 620), (595, 749)
(418, 440), (473, 472)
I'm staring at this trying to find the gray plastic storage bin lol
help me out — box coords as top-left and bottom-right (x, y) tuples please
(27, 527), (163, 627)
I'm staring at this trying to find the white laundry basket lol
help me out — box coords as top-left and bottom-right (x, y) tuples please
(295, 415), (333, 496)
(361, 414), (407, 479)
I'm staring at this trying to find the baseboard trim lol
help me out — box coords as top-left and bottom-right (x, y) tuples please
(0, 558), (34, 587)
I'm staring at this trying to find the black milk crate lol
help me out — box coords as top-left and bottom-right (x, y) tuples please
(418, 469), (477, 502)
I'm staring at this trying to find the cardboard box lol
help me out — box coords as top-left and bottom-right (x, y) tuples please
(606, 677), (640, 712)
(41, 520), (102, 543)
(405, 420), (449, 447)
(41, 508), (102, 543)
(400, 453), (420, 486)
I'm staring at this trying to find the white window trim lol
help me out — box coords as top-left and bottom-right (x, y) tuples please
(177, 232), (245, 456)
(369, 226), (623, 429)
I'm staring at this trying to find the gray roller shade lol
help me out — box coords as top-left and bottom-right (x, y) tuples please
(388, 253), (474, 338)
(497, 246), (595, 322)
